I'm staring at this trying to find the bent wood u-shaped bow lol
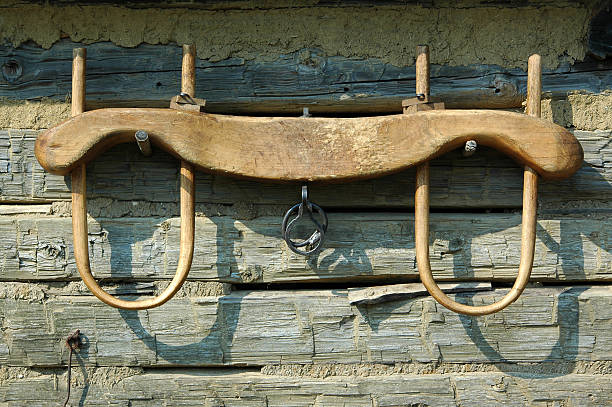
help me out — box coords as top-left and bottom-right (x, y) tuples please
(35, 46), (583, 312)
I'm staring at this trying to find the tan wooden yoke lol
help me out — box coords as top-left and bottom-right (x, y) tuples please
(36, 108), (582, 182)
(34, 46), (583, 312)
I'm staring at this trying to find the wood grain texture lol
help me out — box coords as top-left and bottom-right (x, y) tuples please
(526, 54), (542, 118)
(1, 368), (611, 406)
(0, 10), (609, 407)
(0, 212), (610, 283)
(347, 282), (492, 305)
(70, 48), (86, 117)
(2, 129), (609, 208)
(35, 108), (583, 180)
(2, 40), (611, 114)
(0, 285), (610, 367)
(415, 45), (430, 101)
(1, 0), (595, 8)
(181, 44), (196, 97)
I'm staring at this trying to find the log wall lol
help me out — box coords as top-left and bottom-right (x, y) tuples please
(0, 1), (611, 405)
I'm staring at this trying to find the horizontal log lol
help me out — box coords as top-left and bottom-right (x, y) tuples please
(1, 40), (611, 113)
(1, 367), (611, 406)
(1, 129), (611, 209)
(0, 212), (610, 283)
(0, 285), (610, 367)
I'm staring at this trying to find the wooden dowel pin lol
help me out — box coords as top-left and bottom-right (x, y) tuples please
(402, 45), (444, 113)
(415, 45), (430, 102)
(182, 44), (196, 97)
(71, 48), (86, 117)
(526, 54), (542, 118)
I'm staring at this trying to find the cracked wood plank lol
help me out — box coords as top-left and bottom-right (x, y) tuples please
(0, 213), (610, 283)
(1, 368), (611, 406)
(0, 129), (611, 209)
(347, 282), (492, 305)
(0, 285), (610, 367)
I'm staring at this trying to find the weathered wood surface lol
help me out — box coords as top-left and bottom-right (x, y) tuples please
(0, 212), (610, 283)
(0, 285), (610, 367)
(2, 40), (612, 113)
(1, 368), (611, 407)
(347, 282), (492, 305)
(2, 129), (611, 208)
(36, 108), (581, 180)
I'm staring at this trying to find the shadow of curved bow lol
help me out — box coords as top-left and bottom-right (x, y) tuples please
(78, 135), (610, 375)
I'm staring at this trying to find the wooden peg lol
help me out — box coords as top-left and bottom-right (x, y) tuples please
(71, 48), (86, 116)
(415, 45), (430, 102)
(170, 44), (206, 112)
(526, 54), (542, 118)
(182, 44), (196, 97)
(403, 45), (444, 113)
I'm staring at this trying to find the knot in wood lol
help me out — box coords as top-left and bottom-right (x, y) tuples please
(1, 59), (22, 83)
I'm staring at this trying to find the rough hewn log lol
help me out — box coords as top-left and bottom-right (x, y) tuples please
(1, 367), (611, 406)
(0, 285), (610, 367)
(2, 40), (611, 113)
(0, 212), (610, 283)
(1, 129), (610, 209)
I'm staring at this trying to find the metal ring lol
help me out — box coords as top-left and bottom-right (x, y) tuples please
(282, 202), (328, 256)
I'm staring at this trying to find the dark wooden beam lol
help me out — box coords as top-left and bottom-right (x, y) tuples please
(1, 40), (611, 114)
